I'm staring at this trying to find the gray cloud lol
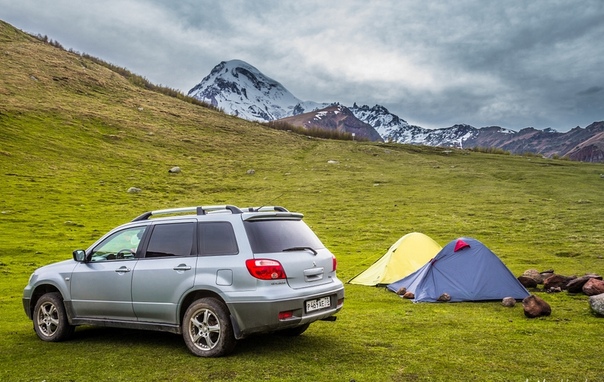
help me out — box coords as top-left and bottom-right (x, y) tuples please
(577, 86), (603, 96)
(1, 0), (603, 131)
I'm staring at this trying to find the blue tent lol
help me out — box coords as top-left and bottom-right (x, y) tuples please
(387, 238), (530, 302)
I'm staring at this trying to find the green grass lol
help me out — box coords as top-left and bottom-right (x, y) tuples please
(1, 20), (603, 381)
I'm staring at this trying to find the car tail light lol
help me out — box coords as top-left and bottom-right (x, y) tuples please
(278, 311), (294, 320)
(246, 259), (286, 280)
(332, 255), (337, 272)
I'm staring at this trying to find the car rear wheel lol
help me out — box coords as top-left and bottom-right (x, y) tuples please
(33, 292), (75, 342)
(182, 298), (236, 357)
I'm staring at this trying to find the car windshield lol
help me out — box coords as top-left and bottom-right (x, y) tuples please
(244, 219), (325, 254)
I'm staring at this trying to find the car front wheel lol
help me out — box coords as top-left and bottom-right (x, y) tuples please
(33, 292), (75, 342)
(182, 298), (236, 357)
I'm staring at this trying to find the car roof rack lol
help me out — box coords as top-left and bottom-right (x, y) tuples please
(131, 205), (244, 221)
(243, 206), (289, 213)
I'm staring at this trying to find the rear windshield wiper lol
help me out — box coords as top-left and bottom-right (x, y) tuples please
(282, 247), (317, 256)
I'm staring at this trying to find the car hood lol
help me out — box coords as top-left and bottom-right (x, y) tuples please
(33, 258), (78, 276)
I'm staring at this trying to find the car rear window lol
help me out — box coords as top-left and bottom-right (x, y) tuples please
(244, 219), (325, 253)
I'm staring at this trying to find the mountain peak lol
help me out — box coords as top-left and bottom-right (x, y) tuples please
(349, 103), (410, 139)
(188, 60), (325, 121)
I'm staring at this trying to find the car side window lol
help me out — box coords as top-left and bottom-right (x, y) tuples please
(144, 222), (195, 258)
(198, 222), (238, 256)
(90, 227), (145, 261)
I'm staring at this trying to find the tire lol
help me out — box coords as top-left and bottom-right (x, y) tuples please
(33, 292), (75, 342)
(275, 323), (310, 337)
(182, 298), (236, 357)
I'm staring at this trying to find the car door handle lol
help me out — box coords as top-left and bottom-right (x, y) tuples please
(115, 266), (131, 273)
(173, 264), (192, 271)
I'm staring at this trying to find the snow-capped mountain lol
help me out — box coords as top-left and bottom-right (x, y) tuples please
(188, 60), (604, 162)
(348, 103), (412, 140)
(187, 60), (326, 121)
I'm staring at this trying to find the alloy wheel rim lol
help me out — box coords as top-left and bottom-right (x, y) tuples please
(189, 308), (221, 350)
(37, 302), (59, 337)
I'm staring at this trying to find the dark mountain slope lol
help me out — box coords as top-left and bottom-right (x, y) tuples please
(278, 104), (383, 142)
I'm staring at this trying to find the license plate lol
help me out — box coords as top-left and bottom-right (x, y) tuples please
(306, 296), (331, 312)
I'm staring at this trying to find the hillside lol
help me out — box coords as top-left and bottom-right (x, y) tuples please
(1, 20), (604, 381)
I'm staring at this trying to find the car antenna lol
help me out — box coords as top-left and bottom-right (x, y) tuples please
(254, 193), (284, 212)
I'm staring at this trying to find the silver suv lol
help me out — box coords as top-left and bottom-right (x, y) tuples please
(22, 205), (344, 357)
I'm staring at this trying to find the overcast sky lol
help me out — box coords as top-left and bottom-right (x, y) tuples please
(2, 0), (603, 131)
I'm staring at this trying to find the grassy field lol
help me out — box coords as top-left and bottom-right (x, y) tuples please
(1, 21), (603, 381)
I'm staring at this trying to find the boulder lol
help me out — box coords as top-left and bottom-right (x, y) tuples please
(543, 274), (572, 291)
(583, 278), (604, 296)
(586, 273), (603, 280)
(518, 276), (538, 289)
(127, 187), (142, 194)
(437, 293), (451, 302)
(540, 269), (555, 281)
(522, 269), (543, 284)
(403, 291), (415, 299)
(566, 275), (594, 293)
(589, 293), (604, 316)
(168, 166), (181, 173)
(395, 287), (407, 296)
(501, 297), (516, 307)
(522, 295), (551, 318)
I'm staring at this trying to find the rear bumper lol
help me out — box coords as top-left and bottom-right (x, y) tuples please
(226, 285), (345, 338)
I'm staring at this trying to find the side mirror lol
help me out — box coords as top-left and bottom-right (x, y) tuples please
(73, 249), (87, 262)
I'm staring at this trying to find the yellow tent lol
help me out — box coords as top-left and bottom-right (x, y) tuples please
(348, 232), (442, 286)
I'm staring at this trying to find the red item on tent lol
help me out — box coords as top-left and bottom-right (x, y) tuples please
(454, 239), (470, 252)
